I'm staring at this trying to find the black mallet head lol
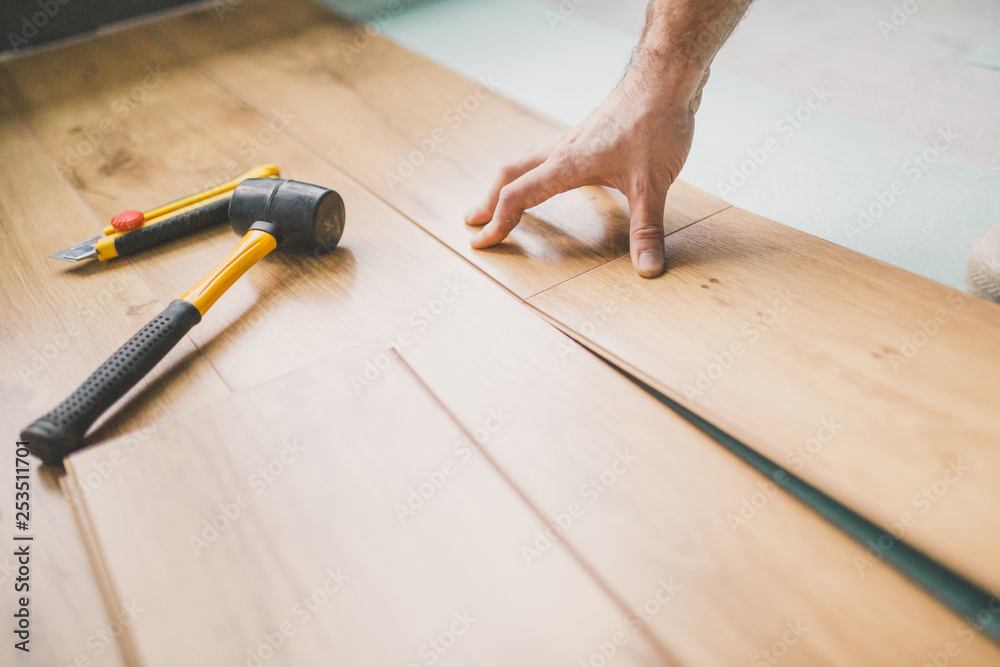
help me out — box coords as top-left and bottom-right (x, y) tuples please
(229, 178), (346, 253)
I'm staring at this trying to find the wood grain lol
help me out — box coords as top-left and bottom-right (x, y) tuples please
(66, 344), (665, 667)
(390, 262), (1000, 665)
(145, 0), (1000, 599)
(0, 79), (228, 667)
(7, 4), (1000, 664)
(143, 0), (728, 298)
(529, 206), (1000, 594)
(4, 30), (527, 394)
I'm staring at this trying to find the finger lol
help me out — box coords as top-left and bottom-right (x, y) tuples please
(470, 158), (583, 248)
(464, 146), (552, 226)
(628, 189), (667, 278)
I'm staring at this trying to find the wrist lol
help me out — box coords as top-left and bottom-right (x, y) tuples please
(628, 47), (710, 109)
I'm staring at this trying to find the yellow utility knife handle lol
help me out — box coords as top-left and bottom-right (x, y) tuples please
(180, 229), (278, 315)
(102, 164), (280, 236)
(101, 190), (233, 238)
(95, 191), (234, 260)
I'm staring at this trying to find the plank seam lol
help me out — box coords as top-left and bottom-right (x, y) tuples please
(131, 8), (1000, 650)
(2, 68), (237, 665)
(2, 69), (237, 396)
(61, 470), (146, 667)
(388, 348), (681, 667)
(144, 26), (656, 306)
(520, 202), (734, 300)
(523, 300), (1000, 647)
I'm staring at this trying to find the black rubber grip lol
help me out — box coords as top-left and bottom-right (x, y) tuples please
(113, 196), (230, 257)
(21, 300), (202, 465)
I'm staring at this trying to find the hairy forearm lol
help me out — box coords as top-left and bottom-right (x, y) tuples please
(633, 0), (752, 99)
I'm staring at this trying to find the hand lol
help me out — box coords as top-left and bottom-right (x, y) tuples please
(465, 56), (710, 278)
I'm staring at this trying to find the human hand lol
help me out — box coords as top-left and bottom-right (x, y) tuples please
(464, 55), (710, 278)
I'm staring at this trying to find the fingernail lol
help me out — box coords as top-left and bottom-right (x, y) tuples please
(637, 252), (664, 277)
(463, 207), (478, 223)
(470, 231), (484, 246)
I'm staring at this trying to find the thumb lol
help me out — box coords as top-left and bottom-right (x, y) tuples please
(628, 190), (667, 278)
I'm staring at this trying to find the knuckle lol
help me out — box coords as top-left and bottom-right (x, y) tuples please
(630, 221), (664, 241)
(497, 183), (523, 209)
(547, 155), (580, 185)
(549, 142), (578, 166)
(497, 161), (521, 182)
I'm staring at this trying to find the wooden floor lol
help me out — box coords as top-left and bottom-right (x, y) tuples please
(2, 1), (999, 665)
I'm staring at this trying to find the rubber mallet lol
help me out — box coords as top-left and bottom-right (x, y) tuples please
(22, 178), (346, 465)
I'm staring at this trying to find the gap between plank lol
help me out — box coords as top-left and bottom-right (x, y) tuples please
(524, 301), (1000, 647)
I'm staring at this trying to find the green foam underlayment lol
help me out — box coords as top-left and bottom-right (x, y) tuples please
(967, 34), (1000, 71)
(623, 367), (1000, 647)
(318, 0), (1000, 292)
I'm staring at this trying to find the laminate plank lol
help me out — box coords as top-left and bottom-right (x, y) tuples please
(143, 0), (728, 298)
(65, 344), (665, 667)
(529, 206), (1000, 594)
(0, 79), (229, 666)
(390, 261), (1000, 665)
(10, 8), (1000, 663)
(4, 32), (519, 393)
(144, 0), (1000, 599)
